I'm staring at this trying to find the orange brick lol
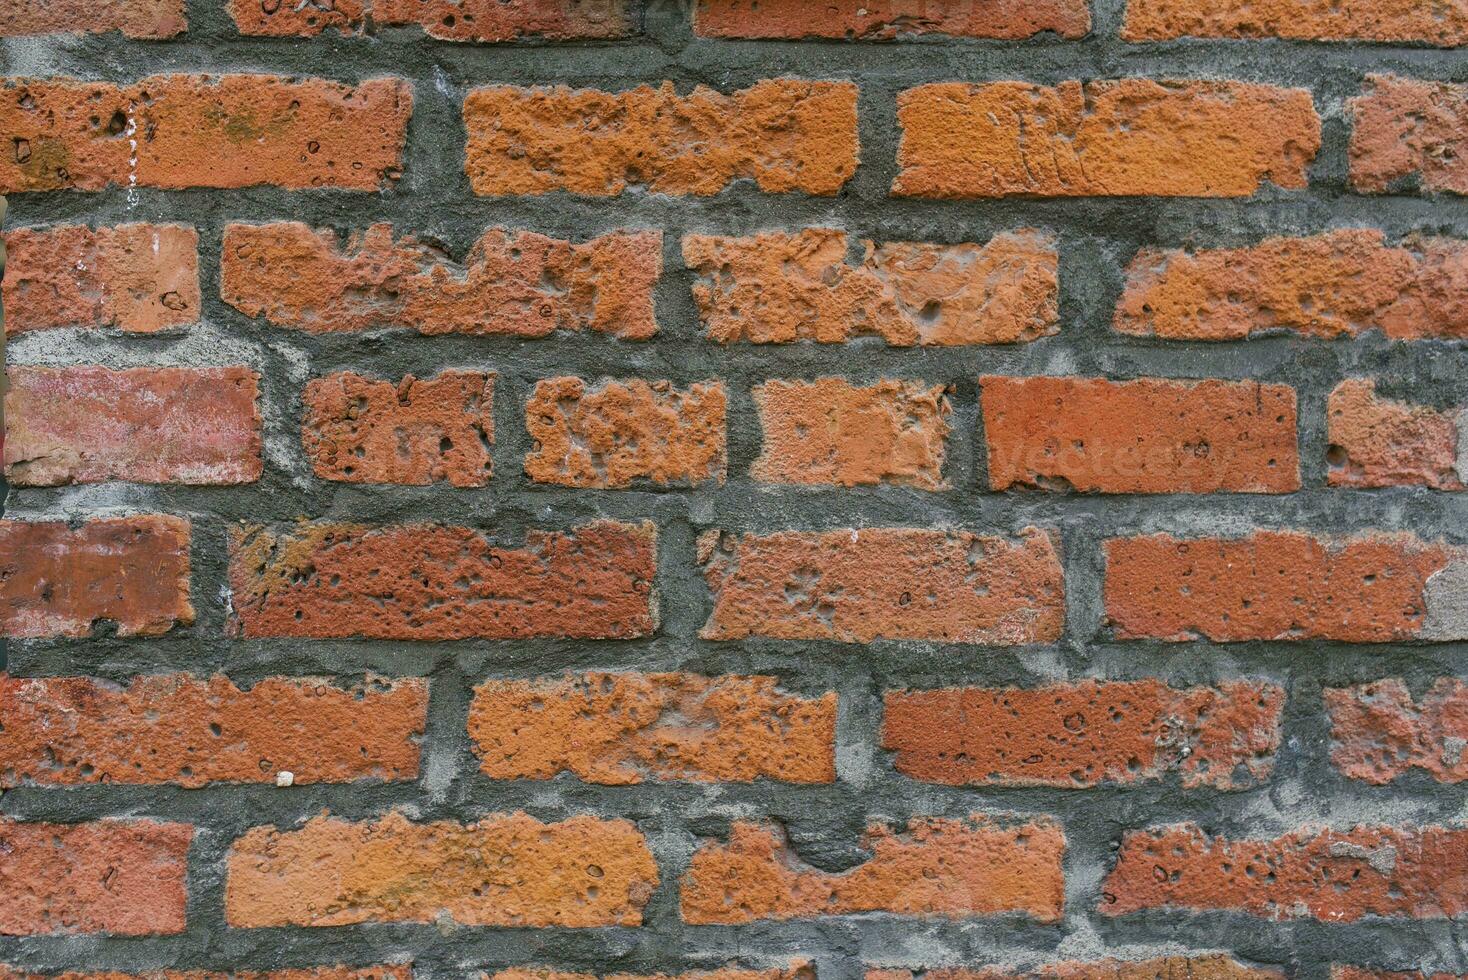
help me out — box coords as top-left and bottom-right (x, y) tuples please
(231, 0), (632, 39)
(1326, 678), (1468, 784)
(463, 81), (858, 197)
(693, 0), (1089, 39)
(1104, 531), (1468, 643)
(228, 520), (656, 640)
(524, 378), (726, 488)
(681, 816), (1065, 923)
(883, 679), (1283, 789)
(0, 75), (411, 193)
(753, 379), (951, 488)
(699, 527), (1063, 644)
(682, 229), (1058, 346)
(0, 819), (190, 935)
(2, 224), (199, 334)
(0, 674), (426, 787)
(1327, 379), (1466, 489)
(866, 956), (1283, 980)
(1114, 230), (1468, 341)
(302, 371), (495, 487)
(1350, 75), (1468, 195)
(4, 366), (262, 486)
(221, 223), (659, 338)
(0, 0), (185, 38)
(226, 811), (657, 927)
(1103, 824), (1468, 920)
(1123, 0), (1468, 43)
(468, 673), (835, 783)
(894, 79), (1319, 198)
(0, 516), (193, 639)
(980, 376), (1299, 493)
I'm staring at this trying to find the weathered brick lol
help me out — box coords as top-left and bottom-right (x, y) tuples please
(1350, 75), (1468, 195)
(1103, 824), (1468, 921)
(693, 0), (1090, 39)
(883, 679), (1283, 790)
(1114, 230), (1468, 341)
(0, 75), (411, 193)
(1327, 379), (1466, 489)
(226, 811), (657, 927)
(463, 81), (858, 197)
(302, 371), (495, 487)
(2, 224), (199, 334)
(682, 229), (1059, 346)
(699, 527), (1064, 644)
(1326, 678), (1468, 784)
(524, 378), (726, 488)
(1104, 531), (1468, 643)
(867, 956), (1283, 980)
(752, 379), (950, 488)
(233, 0), (632, 39)
(490, 969), (809, 980)
(0, 819), (190, 936)
(1123, 0), (1468, 43)
(0, 970), (409, 980)
(980, 376), (1299, 493)
(4, 366), (262, 486)
(0, 674), (426, 787)
(468, 673), (835, 783)
(228, 520), (656, 640)
(681, 816), (1065, 923)
(1333, 969), (1468, 980)
(0, 516), (192, 639)
(0, 0), (185, 38)
(894, 80), (1319, 198)
(221, 223), (659, 338)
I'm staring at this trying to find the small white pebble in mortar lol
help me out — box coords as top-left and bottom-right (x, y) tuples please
(276, 771), (295, 788)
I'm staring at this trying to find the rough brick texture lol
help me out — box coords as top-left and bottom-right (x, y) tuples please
(867, 957), (1283, 980)
(463, 81), (859, 196)
(221, 223), (659, 338)
(699, 527), (1064, 644)
(1326, 678), (1468, 784)
(232, 0), (632, 39)
(681, 816), (1065, 923)
(491, 970), (809, 980)
(0, 516), (193, 639)
(4, 366), (262, 486)
(0, 75), (412, 192)
(468, 673), (836, 783)
(894, 80), (1320, 198)
(524, 378), (727, 488)
(226, 811), (657, 927)
(1122, 0), (1468, 44)
(693, 0), (1090, 39)
(980, 376), (1299, 493)
(0, 819), (191, 936)
(1350, 76), (1468, 195)
(0, 674), (427, 787)
(1327, 379), (1466, 489)
(2, 224), (199, 334)
(882, 679), (1284, 789)
(683, 229), (1059, 345)
(0, 0), (185, 38)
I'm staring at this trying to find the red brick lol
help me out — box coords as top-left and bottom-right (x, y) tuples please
(1350, 76), (1468, 195)
(302, 371), (495, 487)
(0, 0), (185, 38)
(693, 0), (1089, 39)
(233, 0), (632, 39)
(468, 673), (835, 784)
(894, 80), (1319, 198)
(1123, 0), (1468, 43)
(1326, 678), (1468, 784)
(0, 819), (190, 936)
(0, 970), (409, 980)
(1327, 379), (1466, 489)
(490, 970), (807, 980)
(753, 379), (951, 488)
(463, 81), (859, 197)
(699, 526), (1064, 644)
(0, 75), (411, 193)
(682, 228), (1059, 346)
(221, 223), (659, 338)
(226, 811), (657, 927)
(883, 679), (1283, 789)
(681, 815), (1065, 923)
(228, 520), (656, 640)
(1104, 531), (1468, 643)
(1103, 824), (1468, 921)
(980, 376), (1299, 494)
(867, 956), (1283, 980)
(0, 673), (426, 787)
(1114, 230), (1468, 341)
(2, 224), (199, 334)
(4, 366), (262, 486)
(0, 516), (193, 639)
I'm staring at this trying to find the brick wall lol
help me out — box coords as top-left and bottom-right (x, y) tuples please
(1, 1), (1466, 977)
